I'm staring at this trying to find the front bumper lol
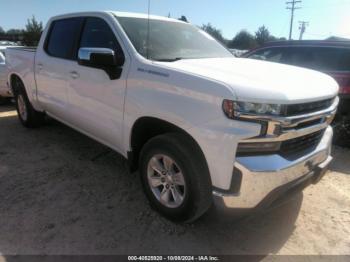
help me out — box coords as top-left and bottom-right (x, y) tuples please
(213, 125), (333, 210)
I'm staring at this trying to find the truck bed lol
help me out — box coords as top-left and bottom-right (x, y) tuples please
(7, 47), (37, 52)
(6, 46), (37, 102)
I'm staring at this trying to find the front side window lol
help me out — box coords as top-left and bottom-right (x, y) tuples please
(80, 17), (122, 52)
(46, 18), (84, 59)
(116, 16), (232, 61)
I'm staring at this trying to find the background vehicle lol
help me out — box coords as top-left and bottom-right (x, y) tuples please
(229, 48), (248, 57)
(243, 40), (350, 116)
(243, 40), (350, 146)
(6, 12), (338, 222)
(0, 41), (18, 46)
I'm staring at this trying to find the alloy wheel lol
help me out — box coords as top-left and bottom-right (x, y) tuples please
(147, 154), (186, 208)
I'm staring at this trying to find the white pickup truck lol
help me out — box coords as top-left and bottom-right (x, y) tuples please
(6, 11), (339, 222)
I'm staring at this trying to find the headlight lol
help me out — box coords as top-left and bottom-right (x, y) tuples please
(223, 100), (282, 118)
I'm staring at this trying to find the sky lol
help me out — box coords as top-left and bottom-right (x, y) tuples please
(0, 0), (350, 40)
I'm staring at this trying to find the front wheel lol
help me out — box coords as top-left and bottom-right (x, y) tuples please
(139, 133), (212, 222)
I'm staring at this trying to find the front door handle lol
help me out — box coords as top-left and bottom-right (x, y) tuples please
(37, 63), (43, 71)
(70, 71), (79, 79)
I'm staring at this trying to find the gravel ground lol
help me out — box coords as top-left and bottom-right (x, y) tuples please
(0, 105), (349, 256)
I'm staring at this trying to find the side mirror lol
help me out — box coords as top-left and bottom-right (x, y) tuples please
(78, 47), (124, 79)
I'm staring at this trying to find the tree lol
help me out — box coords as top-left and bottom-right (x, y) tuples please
(6, 29), (23, 35)
(255, 25), (271, 46)
(229, 30), (257, 50)
(255, 25), (279, 46)
(0, 26), (5, 34)
(3, 28), (24, 42)
(200, 23), (226, 44)
(23, 15), (43, 46)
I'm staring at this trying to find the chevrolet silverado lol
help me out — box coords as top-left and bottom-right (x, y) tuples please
(6, 12), (339, 222)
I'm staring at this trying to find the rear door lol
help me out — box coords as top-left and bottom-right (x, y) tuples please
(66, 16), (129, 151)
(35, 17), (84, 118)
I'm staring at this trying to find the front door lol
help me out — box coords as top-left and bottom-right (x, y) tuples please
(66, 16), (129, 151)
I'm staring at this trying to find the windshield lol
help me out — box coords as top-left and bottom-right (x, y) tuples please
(116, 16), (232, 61)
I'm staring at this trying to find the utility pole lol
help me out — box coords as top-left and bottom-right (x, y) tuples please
(286, 0), (302, 40)
(299, 21), (309, 40)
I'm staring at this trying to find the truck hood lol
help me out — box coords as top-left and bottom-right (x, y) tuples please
(156, 57), (339, 104)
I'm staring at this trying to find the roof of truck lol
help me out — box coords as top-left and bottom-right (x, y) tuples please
(111, 11), (185, 23)
(50, 11), (185, 24)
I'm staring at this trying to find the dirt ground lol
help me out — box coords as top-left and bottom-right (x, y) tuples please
(0, 104), (349, 256)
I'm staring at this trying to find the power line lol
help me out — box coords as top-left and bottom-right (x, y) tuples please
(303, 0), (350, 9)
(286, 0), (302, 40)
(298, 21), (309, 40)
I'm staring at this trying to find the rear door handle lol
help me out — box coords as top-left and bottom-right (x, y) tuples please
(37, 63), (43, 70)
(70, 71), (79, 79)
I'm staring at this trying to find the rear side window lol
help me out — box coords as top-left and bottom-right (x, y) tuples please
(46, 18), (84, 60)
(79, 17), (121, 52)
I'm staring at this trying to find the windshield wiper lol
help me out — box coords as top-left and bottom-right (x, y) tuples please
(154, 57), (183, 62)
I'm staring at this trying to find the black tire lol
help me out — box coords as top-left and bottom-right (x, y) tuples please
(139, 133), (212, 222)
(13, 79), (45, 128)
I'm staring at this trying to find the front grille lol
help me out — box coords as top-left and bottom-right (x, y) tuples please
(280, 129), (325, 158)
(282, 118), (325, 131)
(283, 98), (334, 116)
(236, 129), (325, 158)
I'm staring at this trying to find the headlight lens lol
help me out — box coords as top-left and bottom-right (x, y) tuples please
(223, 100), (282, 118)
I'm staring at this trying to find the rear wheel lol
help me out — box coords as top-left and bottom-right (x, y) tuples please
(13, 79), (44, 128)
(139, 133), (212, 222)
